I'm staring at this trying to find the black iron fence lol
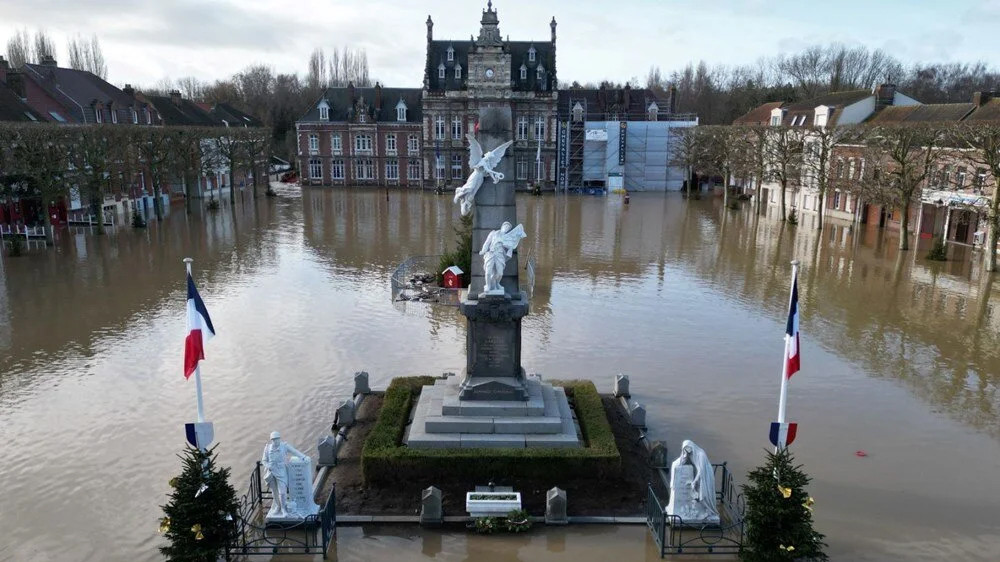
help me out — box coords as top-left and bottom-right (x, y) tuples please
(647, 463), (746, 557)
(225, 462), (336, 559)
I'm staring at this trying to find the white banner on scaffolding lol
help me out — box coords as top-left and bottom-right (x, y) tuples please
(585, 129), (608, 141)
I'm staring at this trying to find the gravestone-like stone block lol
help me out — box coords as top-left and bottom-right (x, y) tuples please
(353, 371), (370, 396)
(317, 435), (338, 467)
(650, 440), (668, 468)
(613, 374), (630, 398)
(545, 487), (568, 525)
(628, 401), (646, 427)
(336, 399), (356, 428)
(420, 486), (443, 526)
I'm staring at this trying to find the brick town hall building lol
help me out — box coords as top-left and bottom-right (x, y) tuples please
(296, 1), (558, 189)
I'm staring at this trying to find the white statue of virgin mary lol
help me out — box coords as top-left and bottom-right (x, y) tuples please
(666, 439), (720, 526)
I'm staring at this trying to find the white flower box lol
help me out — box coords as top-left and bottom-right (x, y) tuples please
(465, 492), (522, 517)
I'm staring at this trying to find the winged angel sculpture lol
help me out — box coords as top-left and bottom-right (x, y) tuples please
(453, 134), (514, 216)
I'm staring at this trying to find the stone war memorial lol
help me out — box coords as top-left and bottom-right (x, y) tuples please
(405, 108), (581, 449)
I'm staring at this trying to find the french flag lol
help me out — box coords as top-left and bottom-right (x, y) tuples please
(784, 270), (800, 378)
(184, 274), (215, 379)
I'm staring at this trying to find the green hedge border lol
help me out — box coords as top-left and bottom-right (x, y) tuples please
(361, 377), (621, 486)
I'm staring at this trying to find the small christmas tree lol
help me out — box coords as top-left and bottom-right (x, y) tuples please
(741, 448), (827, 562)
(160, 445), (239, 562)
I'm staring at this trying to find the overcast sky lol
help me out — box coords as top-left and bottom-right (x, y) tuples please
(2, 0), (999, 88)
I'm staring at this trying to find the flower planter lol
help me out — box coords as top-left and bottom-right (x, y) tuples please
(466, 492), (522, 517)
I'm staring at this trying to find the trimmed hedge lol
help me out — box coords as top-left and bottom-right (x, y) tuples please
(361, 377), (621, 486)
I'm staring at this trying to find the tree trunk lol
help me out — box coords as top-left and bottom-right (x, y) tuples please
(42, 200), (54, 246)
(754, 170), (763, 215)
(91, 194), (105, 235)
(723, 171), (730, 209)
(229, 170), (236, 207)
(899, 199), (911, 251)
(986, 202), (999, 272)
(816, 182), (825, 231)
(685, 166), (692, 199)
(779, 178), (787, 221)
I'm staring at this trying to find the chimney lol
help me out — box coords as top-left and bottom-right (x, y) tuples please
(972, 91), (997, 107)
(0, 56), (8, 83)
(169, 90), (182, 105)
(347, 82), (355, 103)
(875, 83), (896, 106)
(123, 83), (135, 97)
(550, 16), (557, 44)
(426, 15), (433, 43)
(7, 70), (25, 99)
(375, 82), (383, 111)
(40, 54), (57, 67)
(623, 83), (631, 113)
(668, 85), (677, 113)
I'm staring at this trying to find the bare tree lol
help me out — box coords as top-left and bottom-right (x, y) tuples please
(766, 126), (805, 221)
(955, 122), (1000, 271)
(698, 125), (747, 209)
(862, 123), (946, 250)
(10, 124), (70, 245)
(669, 126), (704, 199)
(67, 35), (107, 78)
(176, 77), (205, 100)
(802, 125), (854, 230)
(6, 29), (31, 68)
(32, 30), (56, 64)
(741, 125), (769, 214)
(307, 48), (327, 91)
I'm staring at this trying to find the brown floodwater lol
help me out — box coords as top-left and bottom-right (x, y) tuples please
(1, 187), (999, 561)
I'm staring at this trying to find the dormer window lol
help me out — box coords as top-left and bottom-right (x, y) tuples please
(520, 64), (527, 80)
(455, 64), (462, 79)
(396, 99), (407, 122)
(528, 47), (536, 62)
(131, 107), (138, 124)
(438, 63), (445, 79)
(145, 108), (151, 124)
(94, 106), (103, 124)
(110, 106), (118, 124)
(318, 101), (330, 121)
(536, 66), (544, 80)
(572, 102), (584, 123)
(770, 116), (780, 126)
(647, 102), (659, 121)
(447, 46), (454, 62)
(359, 112), (366, 123)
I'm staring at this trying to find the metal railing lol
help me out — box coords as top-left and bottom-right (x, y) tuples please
(647, 463), (746, 557)
(224, 462), (336, 559)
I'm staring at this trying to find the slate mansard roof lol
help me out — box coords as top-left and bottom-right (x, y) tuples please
(299, 86), (423, 123)
(425, 39), (555, 92)
(0, 82), (43, 122)
(557, 87), (671, 120)
(146, 96), (220, 127)
(22, 62), (154, 123)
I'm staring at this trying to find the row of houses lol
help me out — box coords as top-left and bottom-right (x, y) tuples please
(294, 2), (698, 191)
(0, 55), (263, 228)
(735, 85), (1000, 247)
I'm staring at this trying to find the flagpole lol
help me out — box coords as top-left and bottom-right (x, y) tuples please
(776, 259), (799, 437)
(184, 257), (206, 425)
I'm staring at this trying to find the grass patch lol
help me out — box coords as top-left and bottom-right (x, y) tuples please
(361, 377), (621, 486)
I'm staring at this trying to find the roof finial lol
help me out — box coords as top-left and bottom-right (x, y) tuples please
(488, 0), (492, 8)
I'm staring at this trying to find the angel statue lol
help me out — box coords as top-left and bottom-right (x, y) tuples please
(480, 221), (526, 295)
(454, 133), (514, 216)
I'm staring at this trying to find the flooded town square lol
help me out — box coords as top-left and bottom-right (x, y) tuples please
(1, 189), (998, 561)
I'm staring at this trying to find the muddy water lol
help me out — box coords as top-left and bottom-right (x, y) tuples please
(1, 188), (998, 561)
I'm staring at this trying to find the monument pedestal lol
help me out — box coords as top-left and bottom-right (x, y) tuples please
(459, 292), (529, 400)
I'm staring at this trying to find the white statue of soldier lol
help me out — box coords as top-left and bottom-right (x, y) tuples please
(261, 431), (309, 517)
(480, 221), (526, 295)
(666, 439), (720, 526)
(454, 134), (513, 216)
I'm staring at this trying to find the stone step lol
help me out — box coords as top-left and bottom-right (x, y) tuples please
(424, 414), (564, 434)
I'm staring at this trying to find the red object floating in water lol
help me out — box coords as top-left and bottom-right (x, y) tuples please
(855, 450), (868, 457)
